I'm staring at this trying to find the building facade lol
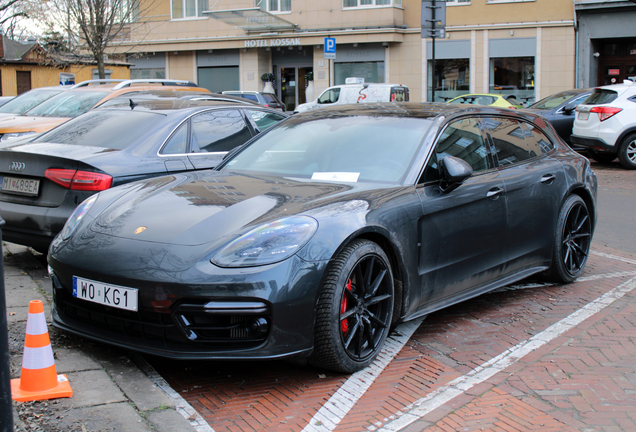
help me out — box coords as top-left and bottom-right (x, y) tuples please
(574, 0), (636, 88)
(118, 0), (576, 108)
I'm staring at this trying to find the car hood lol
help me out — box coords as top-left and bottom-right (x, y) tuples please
(89, 170), (368, 246)
(0, 116), (69, 133)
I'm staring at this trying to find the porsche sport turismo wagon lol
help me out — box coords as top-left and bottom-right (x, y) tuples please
(48, 103), (598, 373)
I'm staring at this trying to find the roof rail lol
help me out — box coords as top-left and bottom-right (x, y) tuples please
(112, 79), (199, 90)
(70, 79), (126, 88)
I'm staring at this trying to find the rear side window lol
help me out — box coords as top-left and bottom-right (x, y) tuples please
(35, 110), (164, 149)
(584, 89), (618, 105)
(261, 94), (278, 103)
(190, 109), (251, 153)
(482, 117), (530, 166)
(241, 94), (259, 102)
(521, 123), (554, 156)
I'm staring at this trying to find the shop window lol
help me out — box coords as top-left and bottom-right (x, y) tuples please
(335, 62), (385, 85)
(131, 68), (166, 79)
(172, 0), (208, 18)
(428, 58), (470, 102)
(343, 0), (401, 7)
(489, 57), (534, 104)
(255, 0), (291, 12)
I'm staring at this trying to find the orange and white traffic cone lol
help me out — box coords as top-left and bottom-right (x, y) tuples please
(10, 300), (73, 402)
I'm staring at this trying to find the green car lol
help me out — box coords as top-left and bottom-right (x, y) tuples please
(447, 93), (524, 109)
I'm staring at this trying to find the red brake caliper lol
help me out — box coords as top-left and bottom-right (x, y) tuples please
(341, 279), (353, 333)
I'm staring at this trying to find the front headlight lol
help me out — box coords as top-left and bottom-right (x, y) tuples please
(0, 131), (36, 141)
(211, 216), (318, 268)
(60, 194), (98, 240)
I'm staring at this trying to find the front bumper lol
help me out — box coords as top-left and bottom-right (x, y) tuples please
(49, 244), (326, 360)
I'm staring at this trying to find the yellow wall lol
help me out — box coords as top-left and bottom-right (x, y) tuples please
(447, 0), (574, 27)
(0, 63), (131, 96)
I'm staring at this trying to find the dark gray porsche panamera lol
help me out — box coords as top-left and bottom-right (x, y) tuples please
(47, 103), (598, 373)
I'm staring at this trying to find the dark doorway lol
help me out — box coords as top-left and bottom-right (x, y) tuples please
(596, 38), (636, 85)
(16, 71), (32, 95)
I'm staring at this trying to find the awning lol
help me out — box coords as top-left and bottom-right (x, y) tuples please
(204, 8), (298, 33)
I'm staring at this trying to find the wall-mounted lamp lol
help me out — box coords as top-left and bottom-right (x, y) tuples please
(353, 43), (358, 48)
(382, 42), (388, 47)
(510, 30), (514, 36)
(593, 52), (600, 58)
(173, 51), (179, 55)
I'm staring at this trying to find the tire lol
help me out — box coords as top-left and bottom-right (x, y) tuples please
(588, 151), (616, 164)
(310, 239), (394, 373)
(618, 133), (636, 170)
(543, 195), (592, 284)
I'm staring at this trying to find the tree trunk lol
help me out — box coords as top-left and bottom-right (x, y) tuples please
(97, 55), (106, 79)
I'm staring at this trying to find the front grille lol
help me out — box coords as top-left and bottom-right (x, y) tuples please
(53, 276), (271, 350)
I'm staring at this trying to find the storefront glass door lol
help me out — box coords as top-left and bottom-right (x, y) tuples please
(280, 67), (296, 112)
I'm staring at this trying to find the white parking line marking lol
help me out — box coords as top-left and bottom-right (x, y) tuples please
(591, 250), (636, 265)
(302, 318), (424, 432)
(132, 354), (215, 432)
(376, 275), (636, 431)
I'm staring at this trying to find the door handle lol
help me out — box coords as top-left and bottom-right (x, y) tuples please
(486, 187), (503, 199)
(540, 174), (556, 184)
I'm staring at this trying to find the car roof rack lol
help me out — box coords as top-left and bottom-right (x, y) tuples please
(69, 79), (126, 88)
(112, 79), (199, 90)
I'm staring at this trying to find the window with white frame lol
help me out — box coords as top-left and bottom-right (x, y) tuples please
(172, 0), (208, 18)
(255, 0), (291, 12)
(487, 0), (533, 3)
(343, 0), (402, 8)
(446, 0), (470, 4)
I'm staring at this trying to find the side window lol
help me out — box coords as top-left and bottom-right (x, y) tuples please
(521, 122), (554, 156)
(161, 122), (189, 154)
(482, 117), (530, 166)
(244, 109), (286, 132)
(422, 117), (491, 183)
(190, 110), (252, 153)
(318, 88), (340, 104)
(241, 94), (259, 102)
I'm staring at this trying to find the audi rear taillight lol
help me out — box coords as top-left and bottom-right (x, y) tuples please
(590, 106), (622, 121)
(45, 169), (113, 191)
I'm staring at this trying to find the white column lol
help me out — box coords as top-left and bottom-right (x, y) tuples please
(165, 52), (170, 79)
(483, 30), (489, 93)
(421, 39), (428, 102)
(535, 27), (542, 102)
(470, 30), (476, 93)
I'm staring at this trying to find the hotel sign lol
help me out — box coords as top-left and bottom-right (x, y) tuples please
(244, 38), (302, 48)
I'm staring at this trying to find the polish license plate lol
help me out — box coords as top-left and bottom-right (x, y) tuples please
(73, 276), (139, 311)
(0, 176), (40, 196)
(578, 112), (589, 121)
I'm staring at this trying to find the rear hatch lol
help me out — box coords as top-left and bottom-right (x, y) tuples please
(574, 88), (620, 137)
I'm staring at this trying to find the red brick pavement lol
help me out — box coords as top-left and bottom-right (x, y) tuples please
(149, 245), (636, 431)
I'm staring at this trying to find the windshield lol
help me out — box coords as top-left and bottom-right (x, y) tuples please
(26, 91), (109, 118)
(529, 92), (578, 109)
(0, 88), (65, 115)
(221, 115), (431, 183)
(34, 110), (165, 149)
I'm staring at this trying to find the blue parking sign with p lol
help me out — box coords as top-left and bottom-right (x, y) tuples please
(325, 38), (336, 53)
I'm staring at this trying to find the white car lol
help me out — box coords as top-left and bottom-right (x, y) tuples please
(294, 82), (409, 114)
(571, 80), (636, 169)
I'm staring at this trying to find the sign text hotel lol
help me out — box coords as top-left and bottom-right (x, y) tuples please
(244, 38), (302, 48)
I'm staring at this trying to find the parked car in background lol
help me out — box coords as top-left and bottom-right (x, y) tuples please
(221, 91), (286, 111)
(0, 79), (210, 142)
(525, 88), (592, 147)
(447, 93), (524, 109)
(0, 99), (288, 251)
(294, 82), (410, 113)
(47, 103), (595, 373)
(0, 86), (72, 119)
(571, 80), (636, 168)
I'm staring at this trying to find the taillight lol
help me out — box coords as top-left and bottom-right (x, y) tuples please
(590, 106), (622, 122)
(45, 169), (113, 191)
(264, 104), (273, 108)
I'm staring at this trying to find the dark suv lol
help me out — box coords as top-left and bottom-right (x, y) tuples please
(221, 91), (286, 112)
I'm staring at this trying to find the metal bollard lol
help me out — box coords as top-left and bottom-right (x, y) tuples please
(0, 217), (14, 431)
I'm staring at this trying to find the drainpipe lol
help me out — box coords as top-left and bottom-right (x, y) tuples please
(573, 0), (579, 88)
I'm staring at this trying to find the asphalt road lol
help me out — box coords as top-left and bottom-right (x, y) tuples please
(588, 160), (636, 254)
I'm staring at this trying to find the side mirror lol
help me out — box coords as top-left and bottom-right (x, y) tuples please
(439, 156), (473, 194)
(563, 102), (577, 113)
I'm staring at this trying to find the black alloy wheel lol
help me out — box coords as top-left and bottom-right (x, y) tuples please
(544, 195), (592, 283)
(311, 239), (394, 373)
(618, 133), (636, 170)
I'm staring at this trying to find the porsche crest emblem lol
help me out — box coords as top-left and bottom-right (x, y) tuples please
(134, 227), (147, 235)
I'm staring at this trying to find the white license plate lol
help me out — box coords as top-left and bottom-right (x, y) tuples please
(73, 276), (139, 311)
(0, 176), (40, 196)
(578, 112), (589, 121)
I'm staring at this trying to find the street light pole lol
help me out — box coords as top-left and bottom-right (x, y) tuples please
(0, 217), (14, 432)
